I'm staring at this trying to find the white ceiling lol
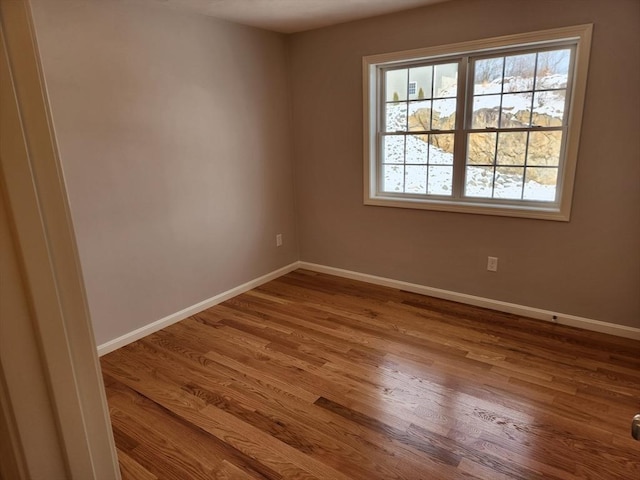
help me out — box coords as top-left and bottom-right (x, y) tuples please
(139, 0), (450, 33)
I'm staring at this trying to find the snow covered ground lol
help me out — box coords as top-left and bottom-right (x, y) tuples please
(383, 141), (556, 201)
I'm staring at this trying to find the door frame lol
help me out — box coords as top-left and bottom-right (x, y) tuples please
(0, 0), (119, 478)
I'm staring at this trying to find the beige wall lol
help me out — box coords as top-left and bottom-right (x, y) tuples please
(30, 0), (298, 345)
(290, 0), (640, 328)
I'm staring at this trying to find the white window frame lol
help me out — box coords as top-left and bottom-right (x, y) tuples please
(363, 25), (592, 221)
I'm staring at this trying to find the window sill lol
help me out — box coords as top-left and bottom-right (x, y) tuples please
(364, 194), (570, 221)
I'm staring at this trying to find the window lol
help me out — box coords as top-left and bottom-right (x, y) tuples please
(363, 25), (592, 221)
(408, 81), (417, 97)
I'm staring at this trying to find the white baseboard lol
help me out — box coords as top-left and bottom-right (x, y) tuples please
(97, 262), (299, 356)
(299, 262), (640, 341)
(98, 260), (640, 356)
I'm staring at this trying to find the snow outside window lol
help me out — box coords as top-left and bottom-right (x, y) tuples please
(363, 25), (592, 221)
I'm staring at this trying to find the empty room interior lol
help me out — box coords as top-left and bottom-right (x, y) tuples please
(1, 0), (639, 478)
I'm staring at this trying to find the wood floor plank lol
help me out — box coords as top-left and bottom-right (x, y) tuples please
(101, 269), (640, 479)
(216, 460), (263, 480)
(116, 448), (159, 480)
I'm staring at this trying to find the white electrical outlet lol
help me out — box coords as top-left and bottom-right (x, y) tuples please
(276, 234), (283, 247)
(487, 256), (498, 272)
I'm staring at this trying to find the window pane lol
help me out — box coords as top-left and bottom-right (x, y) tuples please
(472, 94), (501, 129)
(382, 165), (404, 192)
(408, 101), (431, 131)
(497, 132), (527, 165)
(429, 134), (454, 164)
(467, 132), (496, 165)
(501, 92), (532, 128)
(428, 166), (453, 195)
(504, 53), (536, 92)
(433, 97), (457, 121)
(385, 69), (408, 101)
(405, 165), (428, 193)
(432, 98), (456, 130)
(383, 135), (405, 164)
(494, 167), (524, 199)
(527, 131), (562, 166)
(532, 90), (566, 126)
(524, 168), (558, 201)
(434, 63), (458, 98)
(406, 135), (429, 164)
(409, 65), (433, 100)
(474, 57), (503, 94)
(385, 102), (407, 132)
(465, 166), (494, 197)
(536, 49), (570, 89)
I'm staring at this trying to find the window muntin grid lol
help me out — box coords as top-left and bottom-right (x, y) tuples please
(377, 45), (576, 204)
(381, 61), (458, 196)
(464, 47), (573, 202)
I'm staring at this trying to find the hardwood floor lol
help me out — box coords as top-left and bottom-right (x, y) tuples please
(100, 269), (640, 479)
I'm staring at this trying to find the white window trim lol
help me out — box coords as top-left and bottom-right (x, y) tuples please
(363, 24), (593, 221)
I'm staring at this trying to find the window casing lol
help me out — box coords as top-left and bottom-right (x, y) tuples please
(363, 25), (592, 221)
